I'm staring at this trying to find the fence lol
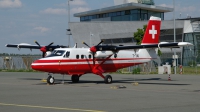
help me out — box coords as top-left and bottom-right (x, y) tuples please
(0, 56), (41, 70)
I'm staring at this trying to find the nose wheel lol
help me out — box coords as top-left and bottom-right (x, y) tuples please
(47, 75), (55, 85)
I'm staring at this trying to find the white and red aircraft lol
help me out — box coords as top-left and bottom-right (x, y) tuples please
(30, 16), (192, 84)
(6, 16), (192, 84)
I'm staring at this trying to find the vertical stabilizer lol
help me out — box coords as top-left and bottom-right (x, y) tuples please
(141, 16), (161, 45)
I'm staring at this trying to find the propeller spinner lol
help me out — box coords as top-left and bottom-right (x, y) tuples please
(83, 40), (104, 65)
(35, 41), (54, 58)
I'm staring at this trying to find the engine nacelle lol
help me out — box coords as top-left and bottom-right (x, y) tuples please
(45, 51), (52, 57)
(95, 51), (114, 58)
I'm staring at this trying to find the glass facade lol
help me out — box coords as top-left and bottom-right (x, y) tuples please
(103, 38), (135, 44)
(80, 9), (164, 22)
(138, 0), (155, 5)
(182, 33), (200, 66)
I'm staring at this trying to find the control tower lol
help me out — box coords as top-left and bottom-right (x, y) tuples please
(114, 0), (155, 5)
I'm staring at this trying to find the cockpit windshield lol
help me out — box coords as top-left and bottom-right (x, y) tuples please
(47, 50), (65, 57)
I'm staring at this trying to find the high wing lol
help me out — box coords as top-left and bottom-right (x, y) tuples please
(6, 43), (40, 49)
(5, 43), (67, 50)
(5, 41), (67, 57)
(83, 16), (193, 53)
(92, 42), (193, 52)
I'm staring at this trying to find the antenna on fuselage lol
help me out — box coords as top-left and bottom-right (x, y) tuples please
(73, 43), (77, 48)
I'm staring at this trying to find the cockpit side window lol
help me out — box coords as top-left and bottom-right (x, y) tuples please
(64, 51), (70, 58)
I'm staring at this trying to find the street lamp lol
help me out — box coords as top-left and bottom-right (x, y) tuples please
(90, 32), (93, 46)
(190, 48), (198, 74)
(173, 0), (177, 74)
(67, 0), (73, 47)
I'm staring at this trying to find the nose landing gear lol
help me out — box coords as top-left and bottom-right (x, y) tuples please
(47, 75), (55, 85)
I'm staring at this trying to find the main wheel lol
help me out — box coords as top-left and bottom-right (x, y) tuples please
(47, 76), (55, 85)
(71, 75), (79, 83)
(104, 75), (112, 84)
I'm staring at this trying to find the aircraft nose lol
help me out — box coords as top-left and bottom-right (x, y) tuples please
(31, 60), (42, 71)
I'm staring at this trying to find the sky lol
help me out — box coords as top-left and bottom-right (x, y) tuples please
(0, 0), (200, 54)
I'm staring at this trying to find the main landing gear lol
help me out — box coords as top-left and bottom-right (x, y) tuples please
(104, 75), (112, 84)
(46, 73), (112, 84)
(97, 73), (113, 84)
(71, 75), (80, 83)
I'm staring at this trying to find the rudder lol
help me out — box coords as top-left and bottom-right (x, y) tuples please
(141, 16), (161, 45)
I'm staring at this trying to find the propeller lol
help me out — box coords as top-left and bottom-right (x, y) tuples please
(35, 41), (54, 58)
(47, 42), (54, 46)
(83, 40), (104, 66)
(83, 42), (90, 48)
(35, 41), (41, 47)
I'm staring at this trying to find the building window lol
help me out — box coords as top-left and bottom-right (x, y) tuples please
(121, 11), (125, 15)
(125, 10), (131, 15)
(131, 9), (140, 14)
(84, 16), (89, 20)
(121, 15), (130, 21)
(99, 14), (103, 18)
(89, 16), (92, 20)
(116, 11), (121, 16)
(92, 15), (97, 19)
(80, 17), (84, 21)
(111, 12), (117, 16)
(111, 16), (122, 21)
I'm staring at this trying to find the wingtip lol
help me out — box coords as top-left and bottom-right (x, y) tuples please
(178, 42), (193, 46)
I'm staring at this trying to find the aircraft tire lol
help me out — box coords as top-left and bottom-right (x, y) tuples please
(47, 76), (55, 85)
(71, 75), (79, 83)
(104, 75), (112, 84)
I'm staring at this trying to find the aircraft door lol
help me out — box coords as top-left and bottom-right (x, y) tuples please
(60, 51), (70, 72)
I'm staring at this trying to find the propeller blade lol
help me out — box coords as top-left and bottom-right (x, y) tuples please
(92, 52), (95, 66)
(83, 42), (90, 48)
(97, 40), (104, 46)
(48, 42), (54, 46)
(35, 41), (41, 47)
(42, 52), (46, 58)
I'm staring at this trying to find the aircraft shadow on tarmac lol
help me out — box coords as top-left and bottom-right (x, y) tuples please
(20, 78), (190, 86)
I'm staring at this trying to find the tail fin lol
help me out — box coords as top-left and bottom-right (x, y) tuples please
(141, 16), (161, 45)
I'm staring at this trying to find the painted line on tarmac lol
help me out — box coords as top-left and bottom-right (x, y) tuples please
(0, 103), (106, 112)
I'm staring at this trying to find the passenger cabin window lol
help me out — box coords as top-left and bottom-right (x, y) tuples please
(89, 55), (92, 59)
(76, 55), (79, 59)
(81, 55), (84, 59)
(64, 51), (70, 58)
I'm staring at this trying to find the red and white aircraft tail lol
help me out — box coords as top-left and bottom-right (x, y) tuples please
(141, 16), (161, 45)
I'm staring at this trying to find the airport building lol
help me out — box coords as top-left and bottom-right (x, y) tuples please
(69, 0), (200, 66)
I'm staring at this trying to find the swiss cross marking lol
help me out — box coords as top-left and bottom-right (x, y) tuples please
(149, 25), (157, 39)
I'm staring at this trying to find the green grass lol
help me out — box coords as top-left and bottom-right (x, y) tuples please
(179, 66), (200, 75)
(0, 69), (40, 72)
